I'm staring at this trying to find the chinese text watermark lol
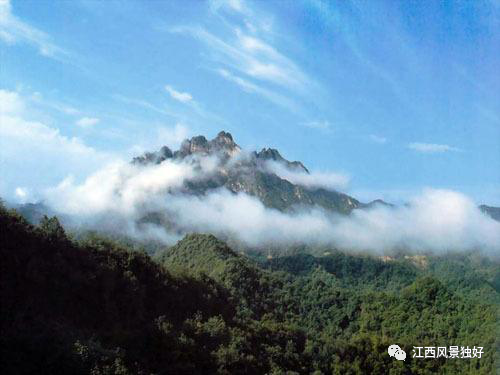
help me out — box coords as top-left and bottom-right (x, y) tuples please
(412, 346), (483, 359)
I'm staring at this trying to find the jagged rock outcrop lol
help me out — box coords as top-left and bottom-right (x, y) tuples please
(173, 131), (241, 159)
(132, 145), (173, 165)
(254, 148), (309, 173)
(132, 132), (241, 165)
(132, 131), (362, 213)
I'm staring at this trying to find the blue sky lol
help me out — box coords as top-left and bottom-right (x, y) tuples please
(1, 0), (499, 205)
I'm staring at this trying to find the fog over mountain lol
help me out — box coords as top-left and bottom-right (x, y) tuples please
(32, 131), (499, 254)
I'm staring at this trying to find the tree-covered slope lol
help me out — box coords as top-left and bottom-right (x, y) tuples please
(0, 208), (235, 374)
(1, 206), (498, 374)
(262, 252), (419, 291)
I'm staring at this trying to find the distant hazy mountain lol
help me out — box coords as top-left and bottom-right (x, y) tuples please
(363, 199), (394, 209)
(12, 202), (53, 225)
(479, 204), (500, 222)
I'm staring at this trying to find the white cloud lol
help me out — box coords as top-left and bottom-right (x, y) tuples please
(14, 186), (28, 203)
(264, 160), (350, 191)
(0, 88), (24, 114)
(165, 85), (193, 103)
(330, 189), (500, 253)
(348, 188), (418, 206)
(1, 115), (108, 166)
(168, 0), (311, 111)
(113, 93), (228, 131)
(303, 120), (331, 131)
(30, 92), (80, 115)
(44, 155), (334, 244)
(43, 153), (500, 252)
(218, 68), (256, 92)
(45, 160), (198, 217)
(217, 68), (296, 110)
(15, 187), (27, 198)
(127, 123), (191, 158)
(0, 89), (113, 201)
(173, 24), (308, 90)
(155, 123), (190, 149)
(166, 189), (500, 252)
(0, 0), (68, 60)
(76, 117), (100, 128)
(166, 190), (333, 245)
(408, 142), (461, 153)
(369, 134), (387, 144)
(210, 0), (273, 33)
(210, 0), (250, 17)
(223, 0), (245, 13)
(235, 27), (309, 88)
(112, 94), (179, 118)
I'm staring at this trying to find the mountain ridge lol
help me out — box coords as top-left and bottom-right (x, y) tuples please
(132, 131), (361, 214)
(130, 131), (500, 220)
(10, 131), (499, 227)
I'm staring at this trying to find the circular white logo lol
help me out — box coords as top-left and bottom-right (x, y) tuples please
(388, 344), (406, 361)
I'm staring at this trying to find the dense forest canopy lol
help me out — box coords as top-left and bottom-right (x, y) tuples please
(1, 203), (498, 374)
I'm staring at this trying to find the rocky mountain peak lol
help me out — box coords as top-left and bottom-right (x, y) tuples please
(255, 148), (309, 173)
(214, 131), (234, 143)
(257, 148), (283, 161)
(133, 131), (241, 163)
(172, 131), (241, 158)
(129, 131), (361, 214)
(210, 131), (240, 154)
(158, 146), (173, 159)
(180, 135), (210, 156)
(132, 145), (173, 165)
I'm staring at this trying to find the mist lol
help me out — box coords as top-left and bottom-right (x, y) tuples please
(263, 160), (350, 191)
(39, 151), (500, 255)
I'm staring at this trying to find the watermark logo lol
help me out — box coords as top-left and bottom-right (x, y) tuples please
(389, 345), (483, 361)
(388, 344), (406, 361)
(412, 346), (483, 359)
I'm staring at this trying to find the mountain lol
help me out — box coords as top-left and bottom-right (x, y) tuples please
(157, 233), (278, 318)
(9, 131), (499, 240)
(363, 199), (394, 209)
(12, 202), (52, 224)
(158, 233), (243, 278)
(132, 131), (241, 164)
(133, 131), (360, 214)
(479, 204), (500, 222)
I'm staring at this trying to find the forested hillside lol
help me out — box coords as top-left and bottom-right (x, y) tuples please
(1, 204), (498, 374)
